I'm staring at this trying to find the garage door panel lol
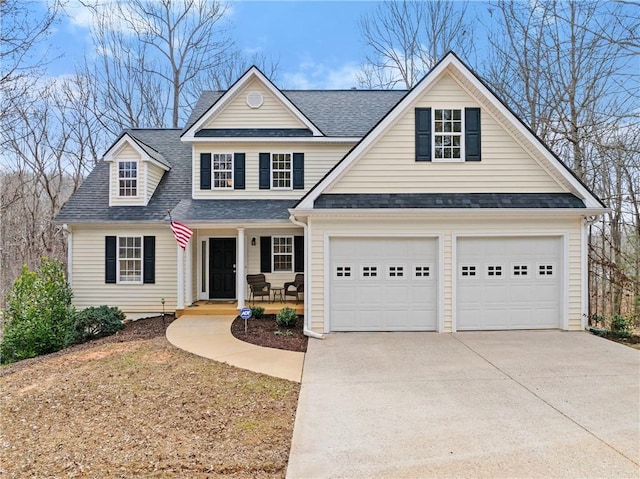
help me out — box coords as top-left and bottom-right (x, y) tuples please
(457, 237), (561, 331)
(330, 238), (438, 332)
(359, 286), (384, 303)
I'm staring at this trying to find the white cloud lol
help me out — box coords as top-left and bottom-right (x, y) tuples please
(281, 61), (361, 89)
(64, 0), (99, 29)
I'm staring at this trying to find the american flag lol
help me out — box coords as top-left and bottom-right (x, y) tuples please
(170, 221), (193, 249)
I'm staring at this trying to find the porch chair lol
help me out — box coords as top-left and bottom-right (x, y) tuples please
(247, 274), (271, 303)
(284, 274), (304, 303)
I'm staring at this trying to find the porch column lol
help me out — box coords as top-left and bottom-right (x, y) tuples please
(177, 244), (184, 310)
(237, 227), (246, 309)
(185, 238), (193, 307)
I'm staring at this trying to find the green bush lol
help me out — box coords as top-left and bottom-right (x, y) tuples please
(610, 314), (631, 337)
(250, 306), (265, 319)
(276, 307), (298, 328)
(74, 305), (125, 343)
(1, 259), (75, 364)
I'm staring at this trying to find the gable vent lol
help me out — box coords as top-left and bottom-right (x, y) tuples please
(246, 91), (263, 108)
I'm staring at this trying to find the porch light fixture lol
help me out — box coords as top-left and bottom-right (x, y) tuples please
(251, 237), (256, 246)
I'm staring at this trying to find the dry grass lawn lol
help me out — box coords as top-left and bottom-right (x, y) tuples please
(0, 318), (300, 478)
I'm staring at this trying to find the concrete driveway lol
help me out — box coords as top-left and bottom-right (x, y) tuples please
(287, 331), (639, 478)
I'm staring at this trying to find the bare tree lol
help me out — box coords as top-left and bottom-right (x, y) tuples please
(0, 82), (76, 303)
(82, 0), (234, 129)
(484, 0), (640, 321)
(358, 0), (476, 89)
(0, 0), (62, 135)
(189, 51), (280, 93)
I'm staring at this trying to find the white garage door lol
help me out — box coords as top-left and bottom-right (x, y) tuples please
(456, 237), (562, 330)
(330, 237), (438, 331)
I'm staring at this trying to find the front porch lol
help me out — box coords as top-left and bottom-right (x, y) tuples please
(176, 224), (306, 314)
(176, 299), (305, 318)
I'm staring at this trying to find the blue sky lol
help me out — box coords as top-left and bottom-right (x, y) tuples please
(50, 1), (391, 89)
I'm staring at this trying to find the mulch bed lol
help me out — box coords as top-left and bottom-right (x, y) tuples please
(589, 328), (640, 348)
(231, 315), (308, 353)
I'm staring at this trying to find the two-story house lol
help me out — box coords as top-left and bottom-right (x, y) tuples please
(56, 53), (605, 335)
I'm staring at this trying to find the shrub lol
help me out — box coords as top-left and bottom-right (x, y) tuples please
(590, 314), (605, 328)
(1, 259), (75, 364)
(74, 305), (125, 343)
(610, 314), (631, 338)
(250, 306), (265, 319)
(276, 307), (298, 328)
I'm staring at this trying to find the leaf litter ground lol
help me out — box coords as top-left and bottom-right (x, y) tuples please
(1, 315), (300, 478)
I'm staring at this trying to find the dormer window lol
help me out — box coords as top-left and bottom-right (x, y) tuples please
(118, 161), (138, 197)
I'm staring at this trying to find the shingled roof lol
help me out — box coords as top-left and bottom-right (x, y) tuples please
(314, 193), (586, 209)
(182, 90), (407, 137)
(56, 129), (304, 223)
(56, 129), (189, 223)
(168, 199), (296, 222)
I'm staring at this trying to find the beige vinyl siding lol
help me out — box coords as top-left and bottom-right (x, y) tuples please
(109, 145), (146, 206)
(145, 163), (165, 203)
(193, 142), (353, 199)
(205, 79), (305, 129)
(328, 73), (566, 194)
(70, 225), (177, 316)
(308, 215), (584, 333)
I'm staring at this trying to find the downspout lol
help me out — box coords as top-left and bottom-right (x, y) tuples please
(63, 224), (72, 287)
(289, 213), (325, 339)
(582, 215), (598, 330)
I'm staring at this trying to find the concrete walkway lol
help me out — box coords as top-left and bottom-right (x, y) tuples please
(166, 314), (305, 382)
(287, 331), (640, 478)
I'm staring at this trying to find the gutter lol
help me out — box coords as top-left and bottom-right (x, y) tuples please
(289, 213), (325, 340)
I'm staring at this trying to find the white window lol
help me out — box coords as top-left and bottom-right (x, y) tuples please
(118, 236), (142, 283)
(434, 109), (463, 161)
(487, 265), (503, 277)
(513, 265), (529, 277)
(461, 265), (477, 277)
(336, 266), (352, 278)
(538, 264), (554, 276)
(389, 266), (404, 278)
(118, 161), (138, 197)
(415, 266), (430, 277)
(212, 153), (233, 188)
(362, 266), (378, 278)
(273, 236), (293, 272)
(271, 153), (292, 189)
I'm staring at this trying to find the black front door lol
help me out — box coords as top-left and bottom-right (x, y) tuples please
(209, 238), (236, 299)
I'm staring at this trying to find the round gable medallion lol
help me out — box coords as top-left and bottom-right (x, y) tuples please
(246, 91), (264, 108)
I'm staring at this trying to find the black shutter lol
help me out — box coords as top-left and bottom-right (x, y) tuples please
(200, 153), (211, 189)
(259, 153), (270, 189)
(234, 153), (245, 189)
(143, 236), (155, 284)
(465, 108), (481, 162)
(415, 108), (432, 162)
(294, 235), (304, 272)
(105, 236), (116, 284)
(260, 236), (272, 273)
(293, 153), (304, 189)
